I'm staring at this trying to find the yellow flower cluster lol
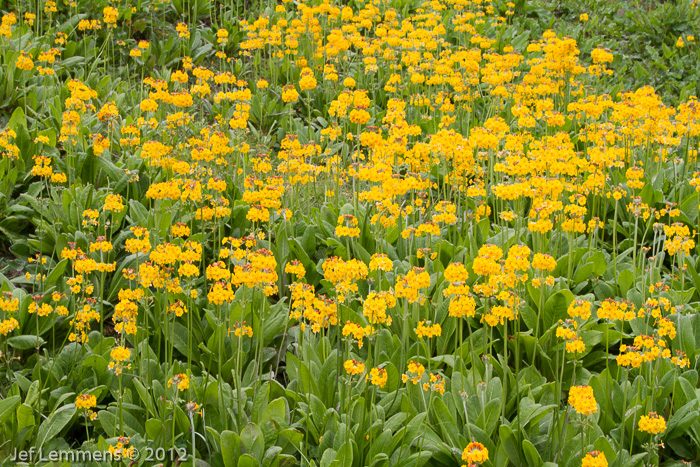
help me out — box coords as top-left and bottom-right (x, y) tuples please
(567, 300), (592, 320)
(168, 373), (190, 391)
(229, 322), (253, 338)
(344, 359), (365, 376)
(342, 321), (373, 348)
(415, 320), (441, 339)
(362, 292), (395, 325)
(68, 305), (100, 343)
(402, 360), (425, 384)
(461, 442), (488, 465)
(423, 373), (445, 394)
(638, 412), (666, 434)
(597, 299), (635, 321)
(581, 451), (608, 467)
(335, 215), (361, 238)
(284, 260), (306, 279)
(367, 367), (387, 388)
(568, 385), (597, 416)
(322, 257), (368, 302)
(395, 268), (430, 304)
(75, 393), (97, 410)
(0, 317), (19, 335)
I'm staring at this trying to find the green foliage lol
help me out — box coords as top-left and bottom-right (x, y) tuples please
(514, 0), (700, 104)
(0, 0), (699, 466)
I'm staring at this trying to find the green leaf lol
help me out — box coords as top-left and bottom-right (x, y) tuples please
(129, 199), (150, 226)
(238, 454), (261, 467)
(393, 451), (431, 467)
(300, 225), (316, 256)
(8, 106), (27, 130)
(335, 441), (353, 466)
(35, 404), (77, 449)
(262, 397), (289, 426)
(132, 378), (156, 416)
(522, 439), (543, 467)
(593, 436), (617, 465)
(221, 430), (244, 467)
(573, 262), (595, 283)
(8, 335), (46, 350)
(95, 156), (124, 181)
(145, 418), (164, 441)
(543, 290), (574, 331)
(241, 423), (265, 460)
(622, 453), (647, 467)
(431, 397), (459, 445)
(680, 193), (699, 223)
(45, 259), (68, 288)
(271, 454), (296, 467)
(17, 402), (35, 434)
(353, 241), (372, 265)
(0, 395), (21, 423)
(666, 399), (700, 440)
(278, 428), (303, 450)
(369, 429), (393, 462)
(617, 269), (634, 296)
(673, 313), (696, 364)
(587, 251), (607, 276)
(498, 425), (522, 466)
(172, 322), (201, 361)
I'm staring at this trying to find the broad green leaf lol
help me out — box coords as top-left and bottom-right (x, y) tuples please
(35, 404), (77, 449)
(522, 439), (543, 467)
(543, 290), (574, 331)
(8, 335), (46, 350)
(0, 395), (21, 423)
(8, 106), (27, 130)
(221, 430), (245, 467)
(238, 454), (261, 467)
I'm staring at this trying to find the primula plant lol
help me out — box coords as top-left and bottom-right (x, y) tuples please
(0, 0), (700, 466)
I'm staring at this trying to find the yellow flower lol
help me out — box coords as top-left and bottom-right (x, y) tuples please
(168, 373), (190, 391)
(171, 223), (191, 238)
(532, 253), (556, 271)
(582, 451), (608, 467)
(566, 338), (586, 354)
(176, 22), (190, 38)
(367, 367), (387, 388)
(282, 85), (299, 103)
(462, 442), (488, 465)
(415, 320), (441, 339)
(344, 359), (365, 376)
(216, 28), (229, 44)
(103, 6), (118, 25)
(299, 67), (317, 91)
(335, 215), (360, 238)
(402, 361), (425, 385)
(444, 263), (468, 282)
(104, 194), (124, 212)
(15, 53), (34, 71)
(140, 98), (158, 112)
(110, 346), (131, 362)
(284, 260), (306, 279)
(568, 385), (597, 415)
(76, 393), (97, 410)
(0, 318), (19, 335)
(639, 412), (666, 434)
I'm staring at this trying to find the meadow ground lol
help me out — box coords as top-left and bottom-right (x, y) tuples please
(0, 0), (699, 466)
